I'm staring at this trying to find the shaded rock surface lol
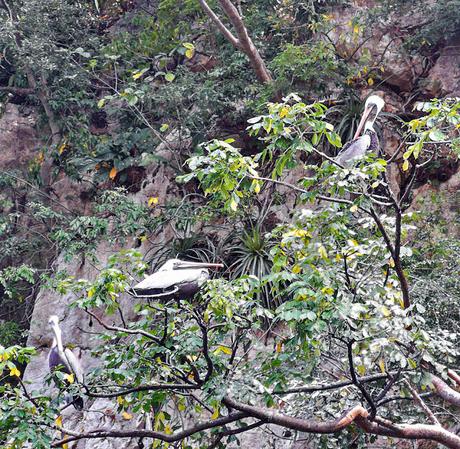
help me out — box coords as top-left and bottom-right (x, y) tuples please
(0, 104), (39, 167)
(423, 35), (460, 97)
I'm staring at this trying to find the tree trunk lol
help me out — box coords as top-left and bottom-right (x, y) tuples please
(198, 0), (272, 84)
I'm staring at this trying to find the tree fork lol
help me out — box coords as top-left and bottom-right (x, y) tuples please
(198, 0), (272, 83)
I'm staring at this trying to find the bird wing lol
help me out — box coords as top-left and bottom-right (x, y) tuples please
(133, 269), (207, 291)
(64, 348), (84, 383)
(335, 134), (371, 166)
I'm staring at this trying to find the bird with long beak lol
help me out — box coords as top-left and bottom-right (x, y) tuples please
(48, 315), (85, 410)
(335, 95), (385, 167)
(127, 259), (224, 300)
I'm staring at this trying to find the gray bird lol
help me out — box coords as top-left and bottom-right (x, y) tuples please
(335, 95), (385, 167)
(128, 259), (224, 300)
(48, 315), (85, 410)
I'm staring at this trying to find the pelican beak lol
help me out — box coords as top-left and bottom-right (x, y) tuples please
(177, 261), (224, 270)
(353, 104), (374, 140)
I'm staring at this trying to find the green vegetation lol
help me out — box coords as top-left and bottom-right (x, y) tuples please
(0, 1), (459, 449)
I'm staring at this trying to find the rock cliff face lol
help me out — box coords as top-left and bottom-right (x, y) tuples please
(1, 4), (458, 449)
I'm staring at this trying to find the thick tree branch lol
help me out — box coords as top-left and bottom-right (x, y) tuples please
(198, 0), (239, 47)
(0, 86), (35, 95)
(223, 397), (370, 433)
(198, 0), (272, 83)
(432, 376), (460, 408)
(448, 370), (460, 387)
(224, 397), (460, 449)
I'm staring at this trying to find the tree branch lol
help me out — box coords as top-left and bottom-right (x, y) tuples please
(84, 309), (161, 343)
(52, 412), (248, 447)
(198, 0), (239, 48)
(86, 383), (198, 399)
(404, 379), (440, 426)
(432, 376), (460, 408)
(0, 86), (35, 95)
(274, 372), (402, 395)
(198, 0), (272, 83)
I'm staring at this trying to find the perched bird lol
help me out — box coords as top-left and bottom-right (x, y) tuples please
(335, 95), (385, 167)
(127, 259), (224, 300)
(48, 315), (85, 410)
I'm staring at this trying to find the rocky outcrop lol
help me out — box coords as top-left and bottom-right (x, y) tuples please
(0, 104), (39, 167)
(423, 35), (460, 97)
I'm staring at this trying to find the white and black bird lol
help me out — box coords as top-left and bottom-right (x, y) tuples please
(335, 95), (385, 167)
(127, 259), (224, 300)
(48, 315), (85, 410)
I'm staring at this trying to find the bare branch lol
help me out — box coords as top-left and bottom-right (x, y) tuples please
(86, 383), (198, 399)
(52, 412), (248, 447)
(404, 379), (440, 426)
(84, 309), (161, 344)
(198, 0), (239, 48)
(0, 86), (34, 95)
(198, 0), (272, 83)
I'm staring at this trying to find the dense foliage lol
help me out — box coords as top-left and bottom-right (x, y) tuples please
(0, 1), (460, 449)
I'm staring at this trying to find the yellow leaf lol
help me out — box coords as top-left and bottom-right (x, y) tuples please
(321, 287), (334, 295)
(55, 415), (63, 427)
(276, 341), (283, 353)
(378, 358), (385, 373)
(87, 288), (94, 298)
(122, 411), (133, 420)
(178, 401), (186, 412)
(367, 78), (374, 86)
(279, 107), (289, 118)
(217, 345), (232, 355)
(9, 367), (20, 377)
(164, 424), (173, 434)
(350, 204), (358, 213)
(402, 160), (409, 171)
(211, 408), (219, 420)
(185, 48), (194, 59)
(371, 181), (379, 188)
(58, 143), (67, 155)
(357, 365), (366, 376)
(292, 264), (302, 274)
(148, 196), (159, 206)
(109, 166), (117, 180)
(65, 373), (75, 384)
(353, 25), (360, 34)
(37, 151), (44, 164)
(389, 257), (395, 268)
(381, 306), (391, 317)
(132, 71), (145, 80)
(318, 245), (328, 260)
(229, 198), (238, 211)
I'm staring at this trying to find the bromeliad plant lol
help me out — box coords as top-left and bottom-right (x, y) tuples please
(3, 96), (460, 449)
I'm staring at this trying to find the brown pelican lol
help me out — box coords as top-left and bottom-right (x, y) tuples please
(128, 259), (224, 300)
(48, 315), (84, 410)
(335, 95), (385, 167)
